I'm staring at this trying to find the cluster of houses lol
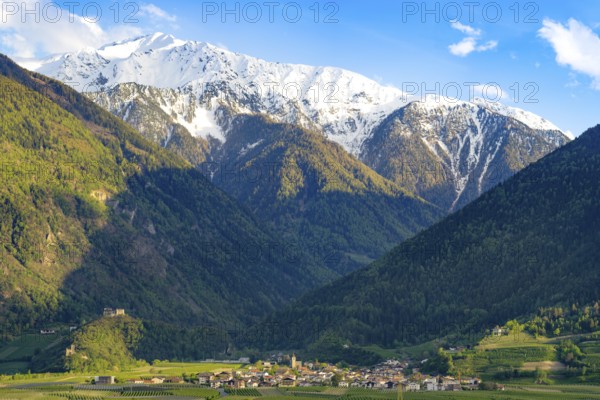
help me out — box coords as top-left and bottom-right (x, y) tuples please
(92, 354), (485, 392)
(125, 376), (185, 385)
(94, 376), (184, 385)
(400, 376), (481, 392)
(41, 326), (77, 335)
(194, 356), (482, 392)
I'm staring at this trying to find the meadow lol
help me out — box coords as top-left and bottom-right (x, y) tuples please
(2, 377), (600, 399)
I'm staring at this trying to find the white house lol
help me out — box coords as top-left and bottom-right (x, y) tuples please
(424, 378), (438, 391)
(492, 326), (506, 336)
(197, 373), (212, 385)
(94, 376), (115, 384)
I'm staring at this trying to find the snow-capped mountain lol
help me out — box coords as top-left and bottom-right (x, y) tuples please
(30, 32), (405, 154)
(361, 99), (570, 210)
(23, 32), (570, 210)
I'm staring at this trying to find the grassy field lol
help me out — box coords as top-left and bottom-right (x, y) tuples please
(113, 362), (242, 381)
(476, 332), (552, 350)
(392, 341), (444, 361)
(0, 362), (241, 386)
(577, 335), (600, 384)
(446, 329), (600, 386)
(450, 332), (557, 380)
(0, 385), (220, 399)
(3, 329), (600, 399)
(0, 331), (241, 380)
(400, 388), (600, 399)
(0, 333), (65, 374)
(252, 385), (600, 400)
(2, 384), (600, 400)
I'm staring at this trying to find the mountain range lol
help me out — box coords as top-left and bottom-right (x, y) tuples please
(19, 32), (571, 271)
(0, 30), (592, 367)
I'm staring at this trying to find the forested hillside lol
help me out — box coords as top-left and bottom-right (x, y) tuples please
(211, 115), (443, 274)
(263, 125), (600, 357)
(0, 54), (331, 339)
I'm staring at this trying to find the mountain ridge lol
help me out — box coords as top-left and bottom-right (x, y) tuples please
(22, 32), (571, 211)
(23, 32), (566, 147)
(363, 99), (570, 210)
(209, 113), (443, 273)
(0, 53), (332, 335)
(12, 33), (574, 283)
(259, 123), (600, 357)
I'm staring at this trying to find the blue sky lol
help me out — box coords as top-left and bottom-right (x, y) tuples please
(1, 0), (599, 136)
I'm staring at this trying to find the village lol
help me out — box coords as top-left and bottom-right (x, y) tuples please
(94, 354), (487, 392)
(63, 309), (503, 392)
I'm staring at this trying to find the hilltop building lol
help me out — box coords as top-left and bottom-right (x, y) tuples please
(103, 308), (125, 317)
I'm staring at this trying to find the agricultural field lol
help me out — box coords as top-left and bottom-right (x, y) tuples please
(447, 329), (600, 387)
(573, 334), (600, 384)
(398, 387), (600, 399)
(225, 388), (263, 396)
(0, 361), (239, 386)
(3, 382), (600, 400)
(0, 332), (65, 374)
(280, 387), (329, 393)
(0, 384), (220, 399)
(476, 332), (550, 350)
(451, 332), (557, 379)
(454, 344), (556, 375)
(3, 328), (600, 399)
(112, 362), (241, 381)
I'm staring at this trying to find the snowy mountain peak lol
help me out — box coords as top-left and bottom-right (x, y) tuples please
(472, 97), (561, 132)
(409, 95), (563, 134)
(26, 32), (410, 153)
(97, 32), (186, 60)
(413, 95), (473, 110)
(22, 32), (568, 155)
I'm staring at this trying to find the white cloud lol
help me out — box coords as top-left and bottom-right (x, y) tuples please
(140, 4), (177, 23)
(449, 37), (477, 56)
(478, 40), (498, 51)
(538, 18), (600, 90)
(448, 22), (497, 57)
(0, 0), (117, 58)
(1, 33), (31, 58)
(449, 37), (497, 57)
(0, 1), (176, 59)
(450, 22), (481, 36)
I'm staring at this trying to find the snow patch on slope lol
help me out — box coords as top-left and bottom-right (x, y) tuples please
(473, 97), (560, 132)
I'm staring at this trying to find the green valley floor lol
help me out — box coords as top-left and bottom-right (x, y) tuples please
(2, 383), (600, 400)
